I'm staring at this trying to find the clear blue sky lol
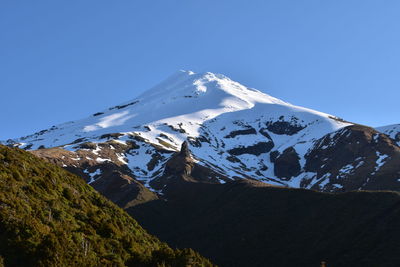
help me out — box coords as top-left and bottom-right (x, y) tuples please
(1, 0), (399, 140)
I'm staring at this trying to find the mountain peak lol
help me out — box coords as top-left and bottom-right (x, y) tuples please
(138, 70), (239, 98)
(136, 70), (287, 110)
(5, 70), (350, 154)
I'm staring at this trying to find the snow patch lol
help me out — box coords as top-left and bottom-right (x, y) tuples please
(375, 151), (389, 172)
(96, 157), (111, 163)
(84, 169), (102, 184)
(117, 153), (127, 164)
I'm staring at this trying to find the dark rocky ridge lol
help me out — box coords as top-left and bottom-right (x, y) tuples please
(303, 125), (400, 191)
(224, 128), (257, 138)
(266, 118), (305, 135)
(227, 141), (274, 156)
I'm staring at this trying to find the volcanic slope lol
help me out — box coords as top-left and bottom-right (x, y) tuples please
(4, 71), (400, 192)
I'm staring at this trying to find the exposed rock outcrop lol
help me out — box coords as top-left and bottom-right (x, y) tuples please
(151, 141), (229, 191)
(163, 141), (194, 177)
(228, 141), (274, 156)
(273, 147), (301, 180)
(304, 125), (400, 191)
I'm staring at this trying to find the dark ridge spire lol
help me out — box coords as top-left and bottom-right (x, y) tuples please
(162, 141), (193, 178)
(179, 141), (191, 158)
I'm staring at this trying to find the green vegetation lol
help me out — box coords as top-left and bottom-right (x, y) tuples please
(0, 145), (215, 267)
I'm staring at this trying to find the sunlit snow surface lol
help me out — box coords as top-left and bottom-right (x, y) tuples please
(376, 124), (400, 146)
(5, 70), (353, 187)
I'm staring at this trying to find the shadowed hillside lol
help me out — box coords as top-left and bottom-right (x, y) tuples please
(128, 150), (400, 267)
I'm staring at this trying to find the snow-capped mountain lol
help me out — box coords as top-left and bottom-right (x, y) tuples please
(7, 70), (348, 149)
(4, 70), (400, 195)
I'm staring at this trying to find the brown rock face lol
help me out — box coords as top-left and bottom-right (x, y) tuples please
(151, 141), (230, 191)
(163, 141), (194, 177)
(91, 171), (158, 209)
(30, 143), (158, 209)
